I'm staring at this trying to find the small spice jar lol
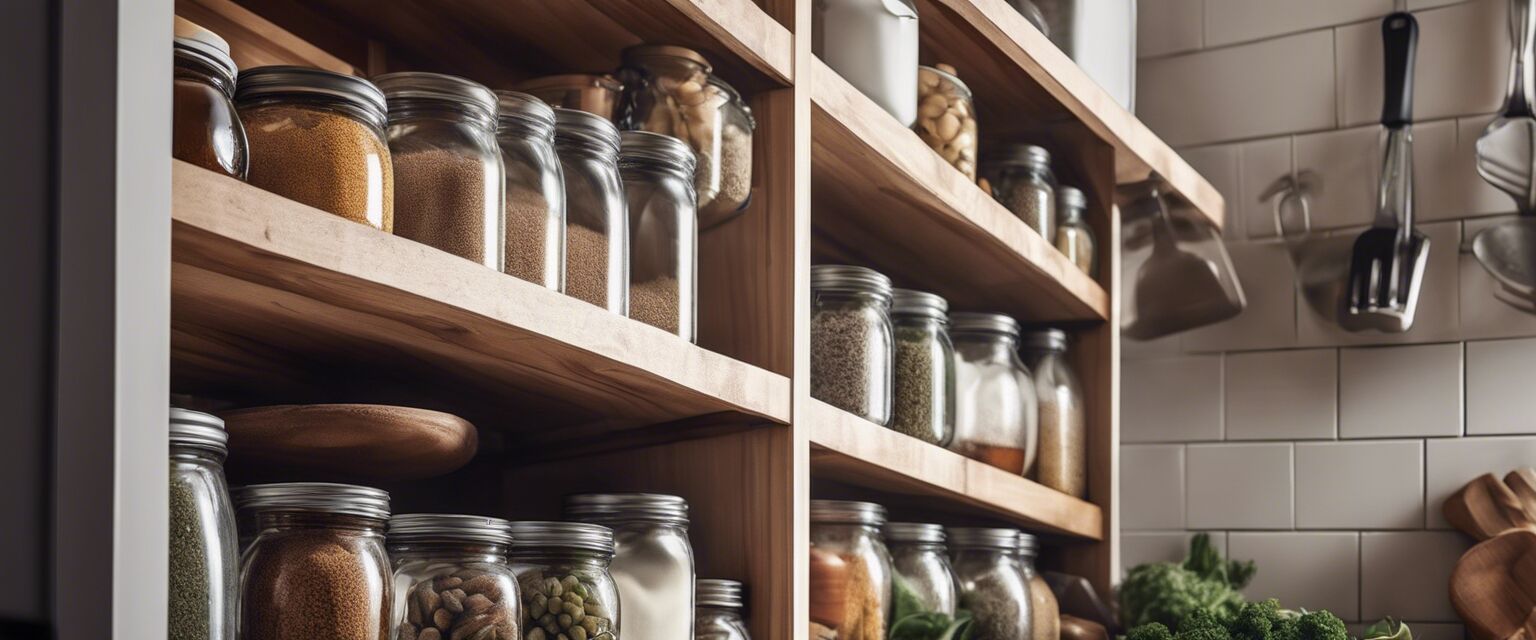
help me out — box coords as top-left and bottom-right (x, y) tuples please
(619, 131), (698, 340)
(236, 66), (393, 230)
(566, 494), (695, 640)
(1018, 533), (1060, 640)
(1055, 186), (1097, 277)
(516, 74), (625, 121)
(377, 72), (506, 270)
(555, 107), (629, 313)
(1020, 328), (1086, 498)
(949, 313), (1040, 476)
(616, 46), (729, 214)
(885, 523), (958, 618)
(508, 521), (621, 640)
(173, 17), (248, 179)
(168, 408), (238, 640)
(981, 143), (1056, 240)
(915, 65), (978, 180)
(810, 265), (895, 425)
(698, 75), (755, 229)
(496, 91), (567, 290)
(388, 514), (521, 640)
(239, 482), (393, 640)
(809, 500), (892, 640)
(890, 289), (956, 446)
(949, 528), (1032, 640)
(695, 579), (750, 640)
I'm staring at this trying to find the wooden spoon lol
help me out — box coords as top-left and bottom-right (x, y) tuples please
(1506, 468), (1536, 522)
(220, 404), (477, 481)
(1451, 530), (1536, 640)
(1444, 473), (1536, 541)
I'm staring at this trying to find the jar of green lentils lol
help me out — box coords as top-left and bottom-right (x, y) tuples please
(889, 289), (955, 446)
(509, 521), (621, 640)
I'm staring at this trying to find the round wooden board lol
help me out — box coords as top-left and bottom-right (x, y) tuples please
(220, 404), (478, 481)
(1450, 530), (1536, 640)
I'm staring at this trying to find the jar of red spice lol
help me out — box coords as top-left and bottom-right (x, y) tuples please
(172, 17), (248, 179)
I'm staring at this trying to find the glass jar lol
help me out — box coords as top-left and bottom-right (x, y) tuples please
(516, 74), (625, 121)
(916, 65), (978, 180)
(377, 72), (506, 269)
(509, 521), (621, 640)
(889, 289), (955, 446)
(566, 494), (694, 640)
(950, 313), (1039, 476)
(696, 579), (749, 640)
(950, 528), (1031, 640)
(617, 46), (728, 216)
(981, 144), (1056, 240)
(388, 514), (520, 640)
(809, 500), (892, 640)
(555, 107), (629, 313)
(619, 131), (698, 341)
(885, 523), (958, 618)
(813, 0), (920, 126)
(810, 265), (895, 425)
(1018, 533), (1059, 640)
(173, 18), (248, 179)
(236, 66), (393, 230)
(168, 408), (238, 640)
(1020, 328), (1086, 498)
(699, 75), (755, 229)
(1055, 186), (1096, 277)
(239, 483), (393, 640)
(497, 91), (567, 290)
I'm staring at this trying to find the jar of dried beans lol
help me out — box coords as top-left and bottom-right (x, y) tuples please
(1020, 328), (1085, 498)
(950, 528), (1032, 640)
(616, 46), (729, 216)
(1018, 533), (1059, 640)
(495, 91), (566, 290)
(508, 522), (621, 640)
(695, 579), (749, 640)
(980, 143), (1056, 240)
(555, 107), (629, 313)
(619, 131), (697, 340)
(809, 501), (892, 640)
(168, 408), (237, 640)
(1055, 186), (1096, 277)
(566, 494), (695, 640)
(890, 289), (955, 446)
(236, 66), (393, 230)
(173, 17), (247, 179)
(698, 75), (754, 229)
(915, 65), (977, 180)
(949, 313), (1039, 476)
(387, 514), (521, 640)
(810, 265), (894, 425)
(885, 523), (958, 618)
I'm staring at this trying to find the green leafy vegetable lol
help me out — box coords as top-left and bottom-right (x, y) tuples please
(1119, 533), (1254, 628)
(888, 575), (970, 640)
(1123, 598), (1361, 640)
(1362, 619), (1411, 640)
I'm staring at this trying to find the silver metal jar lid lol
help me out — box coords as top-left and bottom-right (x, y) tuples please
(495, 90), (556, 129)
(170, 407), (228, 451)
(809, 499), (887, 526)
(696, 579), (745, 609)
(983, 143), (1052, 170)
(1017, 531), (1040, 558)
(234, 482), (391, 521)
(235, 66), (389, 130)
(508, 521), (616, 556)
(618, 130), (698, 176)
(622, 44), (712, 72)
(891, 289), (949, 320)
(919, 65), (973, 99)
(1019, 328), (1068, 352)
(388, 513), (515, 546)
(564, 493), (690, 526)
(811, 265), (893, 300)
(948, 527), (1022, 550)
(554, 107), (622, 153)
(949, 312), (1022, 337)
(885, 522), (946, 544)
(173, 17), (238, 84)
(1057, 185), (1087, 211)
(375, 71), (498, 122)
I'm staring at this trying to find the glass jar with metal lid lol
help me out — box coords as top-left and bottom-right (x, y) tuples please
(566, 494), (694, 640)
(620, 131), (698, 340)
(698, 75), (755, 229)
(1054, 186), (1096, 277)
(1020, 328), (1085, 498)
(509, 521), (620, 640)
(889, 289), (956, 446)
(516, 74), (625, 121)
(556, 107), (629, 313)
(1017, 533), (1059, 640)
(168, 408), (238, 640)
(813, 0), (920, 126)
(950, 528), (1032, 640)
(173, 17), (248, 179)
(238, 482), (393, 640)
(387, 514), (520, 640)
(885, 523), (958, 618)
(376, 72), (506, 270)
(695, 579), (749, 640)
(809, 500), (893, 640)
(811, 265), (895, 425)
(916, 65), (978, 180)
(496, 91), (566, 290)
(949, 313), (1039, 476)
(616, 45), (729, 214)
(236, 66), (393, 230)
(981, 143), (1056, 240)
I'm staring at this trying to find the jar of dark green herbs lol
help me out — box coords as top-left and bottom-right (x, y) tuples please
(889, 289), (955, 446)
(950, 528), (1032, 640)
(169, 408), (238, 640)
(810, 265), (894, 425)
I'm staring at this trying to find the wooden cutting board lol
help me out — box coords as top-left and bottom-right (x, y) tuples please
(1450, 529), (1536, 640)
(1506, 468), (1536, 523)
(220, 404), (477, 481)
(1444, 473), (1536, 541)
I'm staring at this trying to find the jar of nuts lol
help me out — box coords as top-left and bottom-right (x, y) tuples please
(509, 522), (621, 640)
(915, 65), (978, 180)
(388, 514), (521, 640)
(616, 45), (730, 216)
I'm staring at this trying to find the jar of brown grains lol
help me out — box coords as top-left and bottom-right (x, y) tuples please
(980, 143), (1055, 241)
(555, 107), (629, 314)
(697, 75), (754, 229)
(172, 17), (247, 179)
(1054, 186), (1096, 277)
(619, 131), (698, 341)
(617, 46), (729, 216)
(810, 265), (894, 425)
(1019, 328), (1085, 498)
(495, 91), (566, 290)
(388, 514), (521, 640)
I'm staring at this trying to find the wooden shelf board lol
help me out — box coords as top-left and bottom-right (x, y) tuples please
(806, 399), (1103, 540)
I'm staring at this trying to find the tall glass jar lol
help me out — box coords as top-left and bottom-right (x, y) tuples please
(950, 313), (1039, 476)
(388, 514), (520, 640)
(981, 144), (1056, 240)
(915, 65), (978, 180)
(168, 408), (238, 640)
(236, 66), (393, 230)
(890, 289), (955, 446)
(555, 107), (629, 313)
(813, 0), (920, 126)
(619, 131), (698, 341)
(509, 522), (621, 640)
(377, 72), (506, 270)
(696, 579), (749, 640)
(699, 75), (755, 229)
(173, 18), (247, 179)
(810, 265), (895, 425)
(617, 46), (732, 215)
(950, 528), (1031, 640)
(885, 523), (958, 618)
(1055, 186), (1096, 277)
(497, 91), (567, 290)
(1018, 533), (1059, 640)
(809, 500), (892, 640)
(239, 483), (393, 640)
(566, 494), (694, 640)
(1020, 328), (1086, 498)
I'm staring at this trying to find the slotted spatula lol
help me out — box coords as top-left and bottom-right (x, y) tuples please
(1477, 0), (1536, 214)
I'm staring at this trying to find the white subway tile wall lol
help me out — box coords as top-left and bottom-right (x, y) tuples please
(1123, 356), (1224, 442)
(1425, 436), (1536, 528)
(1186, 443), (1294, 529)
(1294, 440), (1425, 529)
(1466, 338), (1536, 434)
(1338, 343), (1464, 438)
(1224, 349), (1337, 440)
(1228, 532), (1362, 620)
(1237, 138), (1294, 240)
(1360, 532), (1470, 620)
(1122, 445), (1188, 530)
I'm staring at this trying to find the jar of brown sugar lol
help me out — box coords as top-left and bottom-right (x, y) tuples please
(173, 17), (247, 179)
(236, 66), (393, 231)
(496, 91), (566, 290)
(619, 131), (698, 341)
(555, 107), (629, 314)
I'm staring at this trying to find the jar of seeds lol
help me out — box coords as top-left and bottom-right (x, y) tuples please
(509, 522), (621, 640)
(949, 313), (1039, 476)
(698, 75), (755, 229)
(555, 108), (629, 314)
(388, 514), (520, 640)
(619, 131), (698, 341)
(949, 528), (1032, 640)
(915, 65), (977, 180)
(168, 408), (237, 640)
(809, 501), (892, 640)
(1020, 328), (1086, 498)
(173, 17), (247, 179)
(496, 91), (567, 290)
(1018, 533), (1059, 640)
(980, 143), (1055, 240)
(695, 579), (749, 640)
(616, 45), (729, 214)
(566, 494), (694, 640)
(885, 523), (958, 618)
(810, 265), (895, 425)
(1055, 186), (1096, 277)
(890, 289), (955, 446)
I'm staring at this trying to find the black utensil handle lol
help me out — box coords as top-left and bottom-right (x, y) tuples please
(1382, 11), (1419, 127)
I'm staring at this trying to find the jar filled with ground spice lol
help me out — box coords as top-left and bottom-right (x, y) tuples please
(890, 289), (955, 446)
(516, 74), (625, 121)
(695, 579), (749, 640)
(508, 521), (621, 640)
(980, 144), (1055, 240)
(236, 66), (393, 230)
(885, 523), (958, 618)
(1054, 186), (1096, 277)
(239, 482), (393, 640)
(616, 46), (728, 215)
(810, 265), (895, 425)
(173, 17), (247, 179)
(566, 494), (694, 640)
(809, 500), (892, 640)
(388, 514), (520, 640)
(619, 131), (697, 340)
(378, 72), (505, 270)
(555, 107), (629, 313)
(168, 408), (238, 640)
(496, 91), (566, 290)
(950, 528), (1032, 640)
(1020, 328), (1086, 498)
(949, 313), (1039, 476)
(1017, 533), (1059, 640)
(698, 75), (754, 229)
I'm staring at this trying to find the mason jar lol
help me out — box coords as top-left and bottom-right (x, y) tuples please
(497, 90), (567, 290)
(885, 523), (958, 618)
(173, 18), (247, 179)
(388, 514), (520, 640)
(168, 408), (238, 640)
(239, 483), (393, 640)
(981, 144), (1055, 240)
(619, 131), (698, 341)
(555, 107), (629, 313)
(566, 494), (694, 640)
(509, 522), (621, 640)
(230, 484), (288, 556)
(616, 45), (728, 214)
(950, 528), (1031, 640)
(950, 313), (1039, 476)
(916, 65), (978, 180)
(889, 289), (955, 446)
(516, 74), (625, 121)
(698, 75), (755, 229)
(809, 500), (892, 640)
(695, 579), (749, 640)
(1018, 533), (1059, 640)
(810, 265), (895, 425)
(813, 0), (920, 126)
(1055, 186), (1096, 277)
(1020, 328), (1086, 498)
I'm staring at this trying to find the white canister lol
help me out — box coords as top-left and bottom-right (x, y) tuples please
(813, 0), (920, 126)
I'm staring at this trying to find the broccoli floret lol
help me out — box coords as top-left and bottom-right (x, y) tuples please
(1270, 613), (1301, 640)
(1180, 609), (1226, 634)
(1127, 622), (1176, 640)
(1297, 611), (1348, 640)
(1230, 599), (1281, 640)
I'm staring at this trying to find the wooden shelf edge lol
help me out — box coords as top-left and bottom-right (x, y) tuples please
(657, 0), (794, 85)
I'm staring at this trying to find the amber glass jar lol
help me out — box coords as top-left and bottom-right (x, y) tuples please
(173, 18), (247, 179)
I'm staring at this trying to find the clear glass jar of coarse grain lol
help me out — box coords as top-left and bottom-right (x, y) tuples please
(388, 514), (520, 640)
(885, 523), (958, 618)
(1019, 328), (1086, 498)
(980, 143), (1055, 240)
(236, 66), (393, 230)
(950, 528), (1031, 640)
(377, 72), (506, 270)
(515, 74), (625, 122)
(698, 75), (755, 229)
(810, 265), (895, 425)
(509, 522), (621, 640)
(173, 17), (247, 179)
(555, 107), (629, 313)
(1054, 186), (1096, 277)
(809, 501), (893, 640)
(915, 65), (978, 180)
(168, 409), (238, 640)
(1017, 533), (1059, 640)
(239, 483), (393, 640)
(616, 46), (729, 214)
(496, 91), (566, 290)
(890, 289), (956, 446)
(695, 579), (750, 640)
(619, 131), (698, 340)
(566, 494), (694, 640)
(949, 313), (1039, 476)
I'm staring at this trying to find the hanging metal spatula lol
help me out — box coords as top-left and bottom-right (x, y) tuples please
(1477, 0), (1536, 214)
